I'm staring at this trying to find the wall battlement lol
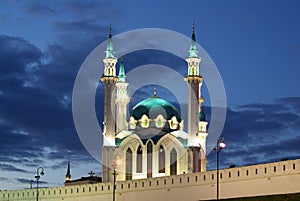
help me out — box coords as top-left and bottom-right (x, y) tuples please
(1, 159), (299, 201)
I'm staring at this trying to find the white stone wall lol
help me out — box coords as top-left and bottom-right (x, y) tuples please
(1, 159), (299, 201)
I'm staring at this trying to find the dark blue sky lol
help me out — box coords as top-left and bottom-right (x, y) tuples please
(0, 0), (300, 190)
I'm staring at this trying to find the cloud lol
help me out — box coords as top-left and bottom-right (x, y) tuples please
(22, 2), (57, 15)
(0, 2), (122, 164)
(207, 98), (300, 169)
(54, 21), (101, 33)
(0, 35), (94, 170)
(1, 1), (299, 188)
(0, 35), (42, 77)
(0, 164), (29, 173)
(0, 177), (9, 181)
(16, 178), (48, 185)
(3, 34), (297, 173)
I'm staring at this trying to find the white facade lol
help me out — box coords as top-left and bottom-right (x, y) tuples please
(101, 26), (208, 183)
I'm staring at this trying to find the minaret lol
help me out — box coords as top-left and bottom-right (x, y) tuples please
(184, 23), (202, 146)
(65, 161), (71, 182)
(115, 58), (130, 133)
(101, 24), (119, 183)
(185, 23), (206, 173)
(101, 24), (118, 146)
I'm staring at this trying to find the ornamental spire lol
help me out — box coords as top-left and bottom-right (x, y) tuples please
(192, 22), (196, 41)
(65, 160), (71, 182)
(118, 57), (126, 82)
(153, 86), (157, 98)
(105, 23), (115, 58)
(189, 22), (198, 58)
(109, 22), (112, 39)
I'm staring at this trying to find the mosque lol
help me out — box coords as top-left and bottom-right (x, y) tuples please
(100, 25), (208, 183)
(1, 26), (299, 201)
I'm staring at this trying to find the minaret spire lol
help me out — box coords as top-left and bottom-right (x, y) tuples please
(192, 22), (196, 41)
(116, 58), (130, 133)
(118, 57), (126, 82)
(109, 22), (112, 39)
(105, 23), (115, 59)
(189, 22), (198, 58)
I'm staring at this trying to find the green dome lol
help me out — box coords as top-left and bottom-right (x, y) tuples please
(130, 97), (181, 122)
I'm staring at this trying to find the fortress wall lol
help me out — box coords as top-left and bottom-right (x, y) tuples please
(1, 159), (299, 201)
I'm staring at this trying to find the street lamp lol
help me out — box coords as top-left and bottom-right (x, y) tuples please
(35, 167), (44, 201)
(112, 157), (122, 201)
(214, 136), (226, 201)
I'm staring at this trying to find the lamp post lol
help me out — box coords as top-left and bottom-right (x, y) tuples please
(214, 136), (226, 201)
(112, 157), (121, 201)
(35, 167), (44, 201)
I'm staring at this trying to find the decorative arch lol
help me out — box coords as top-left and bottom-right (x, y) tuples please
(156, 134), (184, 176)
(118, 134), (142, 153)
(157, 133), (185, 156)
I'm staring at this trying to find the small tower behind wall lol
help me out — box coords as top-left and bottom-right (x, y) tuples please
(65, 161), (71, 182)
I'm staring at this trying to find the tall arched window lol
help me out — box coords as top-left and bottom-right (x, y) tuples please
(147, 141), (153, 178)
(170, 148), (177, 175)
(159, 145), (165, 173)
(126, 148), (132, 180)
(136, 145), (142, 173)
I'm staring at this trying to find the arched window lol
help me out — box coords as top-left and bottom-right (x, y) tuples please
(136, 145), (142, 173)
(140, 114), (150, 128)
(112, 68), (115, 76)
(192, 67), (195, 75)
(159, 145), (165, 173)
(147, 141), (153, 178)
(170, 148), (177, 175)
(126, 148), (132, 180)
(155, 115), (165, 128)
(169, 116), (178, 129)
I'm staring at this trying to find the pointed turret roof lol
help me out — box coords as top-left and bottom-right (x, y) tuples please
(118, 57), (126, 82)
(188, 22), (198, 58)
(105, 23), (115, 58)
(65, 161), (71, 181)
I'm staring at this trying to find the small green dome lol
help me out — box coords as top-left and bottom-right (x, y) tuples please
(130, 97), (181, 122)
(199, 111), (206, 121)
